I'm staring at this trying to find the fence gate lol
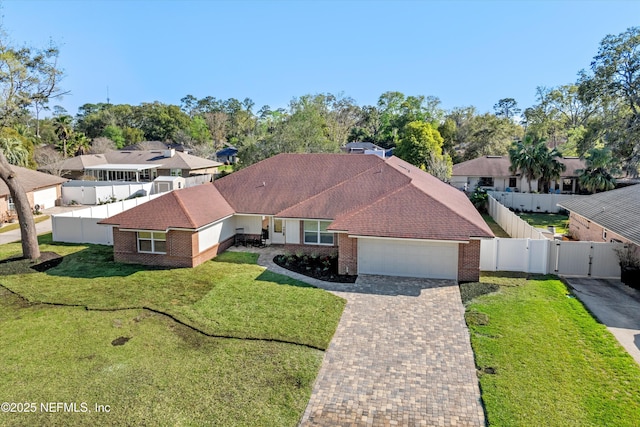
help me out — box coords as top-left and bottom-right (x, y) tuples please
(550, 241), (624, 278)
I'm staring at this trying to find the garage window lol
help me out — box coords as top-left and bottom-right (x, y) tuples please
(137, 231), (167, 254)
(303, 221), (334, 245)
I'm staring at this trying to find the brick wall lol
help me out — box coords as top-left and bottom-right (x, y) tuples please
(568, 213), (630, 244)
(337, 234), (358, 275)
(113, 228), (200, 268)
(458, 240), (481, 283)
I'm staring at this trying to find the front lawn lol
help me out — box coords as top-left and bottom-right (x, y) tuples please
(464, 274), (640, 426)
(0, 235), (345, 426)
(0, 215), (49, 233)
(517, 212), (569, 234)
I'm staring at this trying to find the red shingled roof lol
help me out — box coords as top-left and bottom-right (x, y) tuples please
(99, 183), (234, 231)
(329, 157), (493, 240)
(214, 153), (383, 214)
(100, 153), (494, 241)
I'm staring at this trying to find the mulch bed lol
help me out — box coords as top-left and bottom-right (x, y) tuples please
(273, 253), (357, 283)
(0, 252), (64, 275)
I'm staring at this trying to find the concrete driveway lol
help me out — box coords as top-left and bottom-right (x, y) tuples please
(564, 277), (640, 365)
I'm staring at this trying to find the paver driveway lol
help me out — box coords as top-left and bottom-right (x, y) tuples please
(242, 248), (485, 426)
(298, 275), (485, 426)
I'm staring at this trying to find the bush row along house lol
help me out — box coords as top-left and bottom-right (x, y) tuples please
(100, 153), (494, 282)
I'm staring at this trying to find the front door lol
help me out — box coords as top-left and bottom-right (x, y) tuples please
(272, 218), (285, 244)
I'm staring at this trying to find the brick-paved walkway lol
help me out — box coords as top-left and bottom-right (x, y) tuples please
(230, 247), (485, 426)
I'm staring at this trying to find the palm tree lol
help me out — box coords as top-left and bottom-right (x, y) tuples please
(539, 147), (566, 193)
(577, 148), (620, 193)
(509, 136), (545, 192)
(0, 136), (29, 167)
(53, 115), (73, 157)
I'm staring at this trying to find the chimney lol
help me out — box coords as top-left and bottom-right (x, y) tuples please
(163, 148), (175, 158)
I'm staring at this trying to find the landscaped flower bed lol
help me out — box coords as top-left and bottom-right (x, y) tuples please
(273, 252), (357, 283)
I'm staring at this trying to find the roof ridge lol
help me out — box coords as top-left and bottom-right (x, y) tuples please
(172, 189), (199, 228)
(275, 158), (390, 217)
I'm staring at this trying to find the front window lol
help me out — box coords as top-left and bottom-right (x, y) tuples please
(478, 177), (494, 187)
(509, 177), (517, 188)
(7, 197), (15, 211)
(304, 220), (334, 245)
(137, 231), (167, 254)
(170, 169), (182, 177)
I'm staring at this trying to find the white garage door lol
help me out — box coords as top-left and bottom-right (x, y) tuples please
(33, 187), (58, 209)
(358, 238), (459, 280)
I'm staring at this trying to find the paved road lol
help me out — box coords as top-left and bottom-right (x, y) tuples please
(564, 277), (640, 366)
(233, 247), (485, 426)
(0, 217), (52, 245)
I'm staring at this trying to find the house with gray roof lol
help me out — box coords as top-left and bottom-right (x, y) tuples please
(1, 166), (67, 222)
(558, 184), (640, 246)
(40, 149), (222, 182)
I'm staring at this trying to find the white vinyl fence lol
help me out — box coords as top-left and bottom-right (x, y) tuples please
(62, 182), (154, 205)
(488, 196), (547, 239)
(487, 191), (578, 213)
(480, 238), (624, 278)
(52, 194), (163, 245)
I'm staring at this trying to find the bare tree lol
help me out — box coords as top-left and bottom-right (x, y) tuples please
(88, 137), (116, 154)
(33, 145), (67, 177)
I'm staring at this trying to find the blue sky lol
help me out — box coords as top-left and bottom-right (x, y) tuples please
(2, 0), (639, 117)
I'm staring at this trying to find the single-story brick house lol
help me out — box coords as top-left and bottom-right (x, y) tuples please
(451, 155), (585, 193)
(558, 184), (640, 246)
(1, 166), (67, 222)
(99, 154), (494, 281)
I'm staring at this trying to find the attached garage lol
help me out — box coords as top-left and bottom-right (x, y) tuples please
(357, 238), (460, 280)
(33, 187), (59, 209)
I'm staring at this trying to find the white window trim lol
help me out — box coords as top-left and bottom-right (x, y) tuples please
(303, 220), (334, 246)
(137, 231), (167, 254)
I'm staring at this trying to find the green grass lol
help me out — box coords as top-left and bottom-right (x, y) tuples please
(481, 213), (510, 238)
(465, 273), (640, 426)
(0, 236), (345, 426)
(517, 212), (569, 234)
(0, 215), (50, 233)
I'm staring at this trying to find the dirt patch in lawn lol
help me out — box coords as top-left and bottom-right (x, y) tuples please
(30, 252), (64, 272)
(273, 253), (357, 283)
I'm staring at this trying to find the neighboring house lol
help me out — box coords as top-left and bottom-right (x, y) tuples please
(216, 147), (238, 164)
(341, 142), (390, 158)
(1, 166), (67, 222)
(451, 155), (585, 193)
(558, 184), (640, 246)
(40, 149), (222, 181)
(99, 153), (494, 281)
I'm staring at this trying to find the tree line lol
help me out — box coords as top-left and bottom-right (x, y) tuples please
(1, 25), (639, 259)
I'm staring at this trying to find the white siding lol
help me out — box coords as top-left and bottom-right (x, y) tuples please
(234, 215), (262, 235)
(285, 219), (300, 244)
(358, 238), (459, 280)
(197, 217), (236, 252)
(33, 187), (58, 209)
